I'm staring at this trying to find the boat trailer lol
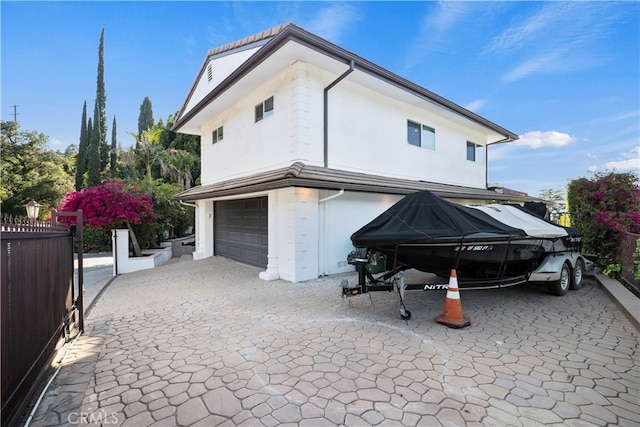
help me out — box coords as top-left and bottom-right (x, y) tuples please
(341, 250), (528, 320)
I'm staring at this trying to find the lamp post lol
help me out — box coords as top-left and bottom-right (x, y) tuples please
(25, 200), (41, 222)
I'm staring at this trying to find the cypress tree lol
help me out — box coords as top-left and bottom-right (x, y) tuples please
(96, 27), (109, 171)
(75, 101), (88, 190)
(110, 116), (117, 175)
(88, 101), (101, 186)
(137, 97), (154, 143)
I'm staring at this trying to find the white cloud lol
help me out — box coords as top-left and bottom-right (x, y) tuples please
(304, 4), (360, 42)
(503, 45), (606, 83)
(51, 138), (62, 146)
(489, 2), (620, 83)
(605, 158), (640, 171)
(608, 110), (640, 122)
(487, 3), (562, 54)
(502, 49), (565, 83)
(400, 1), (472, 71)
(464, 99), (486, 112)
(429, 1), (468, 34)
(604, 147), (640, 172)
(514, 131), (575, 149)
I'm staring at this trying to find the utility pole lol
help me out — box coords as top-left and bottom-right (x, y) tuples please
(9, 105), (19, 122)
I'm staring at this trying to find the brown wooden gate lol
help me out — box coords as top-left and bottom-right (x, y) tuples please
(1, 219), (78, 427)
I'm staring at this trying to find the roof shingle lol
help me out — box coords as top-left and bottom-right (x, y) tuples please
(175, 162), (534, 203)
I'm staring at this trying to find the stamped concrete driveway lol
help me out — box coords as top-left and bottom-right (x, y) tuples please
(32, 257), (638, 426)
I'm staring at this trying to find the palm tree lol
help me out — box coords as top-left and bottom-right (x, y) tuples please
(130, 127), (199, 194)
(164, 150), (198, 190)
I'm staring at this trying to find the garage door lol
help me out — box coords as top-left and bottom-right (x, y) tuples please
(214, 197), (268, 268)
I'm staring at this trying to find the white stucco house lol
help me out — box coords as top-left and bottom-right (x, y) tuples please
(172, 23), (526, 283)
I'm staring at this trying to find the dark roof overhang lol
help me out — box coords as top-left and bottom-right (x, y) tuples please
(174, 162), (536, 203)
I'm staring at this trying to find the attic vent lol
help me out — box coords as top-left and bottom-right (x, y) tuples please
(207, 64), (213, 82)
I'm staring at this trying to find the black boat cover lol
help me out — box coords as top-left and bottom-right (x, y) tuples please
(351, 191), (528, 247)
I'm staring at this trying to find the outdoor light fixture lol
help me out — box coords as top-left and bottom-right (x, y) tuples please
(25, 200), (41, 220)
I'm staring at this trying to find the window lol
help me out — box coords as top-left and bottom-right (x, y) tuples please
(407, 120), (435, 150)
(466, 141), (484, 163)
(255, 96), (274, 122)
(212, 126), (223, 144)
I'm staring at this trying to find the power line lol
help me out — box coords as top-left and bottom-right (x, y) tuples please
(9, 105), (20, 122)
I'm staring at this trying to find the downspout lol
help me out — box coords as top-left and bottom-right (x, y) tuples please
(179, 200), (197, 208)
(318, 189), (344, 203)
(324, 60), (355, 168)
(486, 135), (516, 194)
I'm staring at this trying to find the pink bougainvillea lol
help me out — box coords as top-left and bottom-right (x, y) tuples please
(568, 171), (639, 263)
(59, 180), (156, 228)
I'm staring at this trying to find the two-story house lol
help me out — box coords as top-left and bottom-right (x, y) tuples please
(172, 23), (524, 283)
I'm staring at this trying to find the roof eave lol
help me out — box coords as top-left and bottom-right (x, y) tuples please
(174, 163), (537, 203)
(172, 24), (518, 141)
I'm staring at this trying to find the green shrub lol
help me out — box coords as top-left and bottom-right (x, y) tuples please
(82, 226), (112, 253)
(603, 263), (621, 279)
(567, 171), (640, 265)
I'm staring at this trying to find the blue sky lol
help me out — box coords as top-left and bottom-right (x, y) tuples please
(2, 1), (638, 197)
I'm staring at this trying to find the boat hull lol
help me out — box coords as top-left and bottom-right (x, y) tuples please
(374, 238), (553, 286)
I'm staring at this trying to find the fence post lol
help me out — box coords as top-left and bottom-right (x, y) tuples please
(52, 210), (84, 332)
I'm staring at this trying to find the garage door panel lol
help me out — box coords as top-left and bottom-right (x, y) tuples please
(228, 231), (244, 242)
(214, 197), (268, 268)
(242, 233), (261, 245)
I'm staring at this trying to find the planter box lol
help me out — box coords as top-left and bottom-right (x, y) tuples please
(161, 235), (196, 258)
(112, 229), (172, 274)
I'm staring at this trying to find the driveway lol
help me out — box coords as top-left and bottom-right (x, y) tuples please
(30, 257), (638, 426)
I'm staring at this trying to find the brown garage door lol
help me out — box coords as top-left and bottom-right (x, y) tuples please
(214, 197), (268, 268)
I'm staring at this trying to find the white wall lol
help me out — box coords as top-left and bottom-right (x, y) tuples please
(183, 46), (262, 116)
(197, 61), (491, 189)
(325, 77), (488, 188)
(273, 187), (319, 282)
(112, 230), (172, 274)
(193, 199), (213, 260)
(199, 62), (318, 185)
(318, 191), (403, 276)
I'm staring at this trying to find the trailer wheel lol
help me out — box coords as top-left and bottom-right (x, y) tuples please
(549, 262), (571, 296)
(570, 259), (585, 290)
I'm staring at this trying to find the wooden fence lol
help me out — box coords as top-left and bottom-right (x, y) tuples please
(1, 217), (76, 427)
(620, 232), (639, 296)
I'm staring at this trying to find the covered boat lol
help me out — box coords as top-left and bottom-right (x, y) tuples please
(350, 190), (580, 287)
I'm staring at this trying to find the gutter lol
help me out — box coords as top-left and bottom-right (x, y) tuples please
(485, 135), (518, 193)
(323, 60), (355, 168)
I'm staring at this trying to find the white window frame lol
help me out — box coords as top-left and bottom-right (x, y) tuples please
(407, 120), (435, 150)
(255, 96), (274, 122)
(212, 125), (223, 144)
(466, 141), (484, 163)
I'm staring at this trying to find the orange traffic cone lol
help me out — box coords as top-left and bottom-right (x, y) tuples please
(435, 269), (471, 328)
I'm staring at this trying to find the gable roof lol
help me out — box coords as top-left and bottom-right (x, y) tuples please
(174, 162), (536, 203)
(205, 23), (289, 58)
(172, 23), (518, 143)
